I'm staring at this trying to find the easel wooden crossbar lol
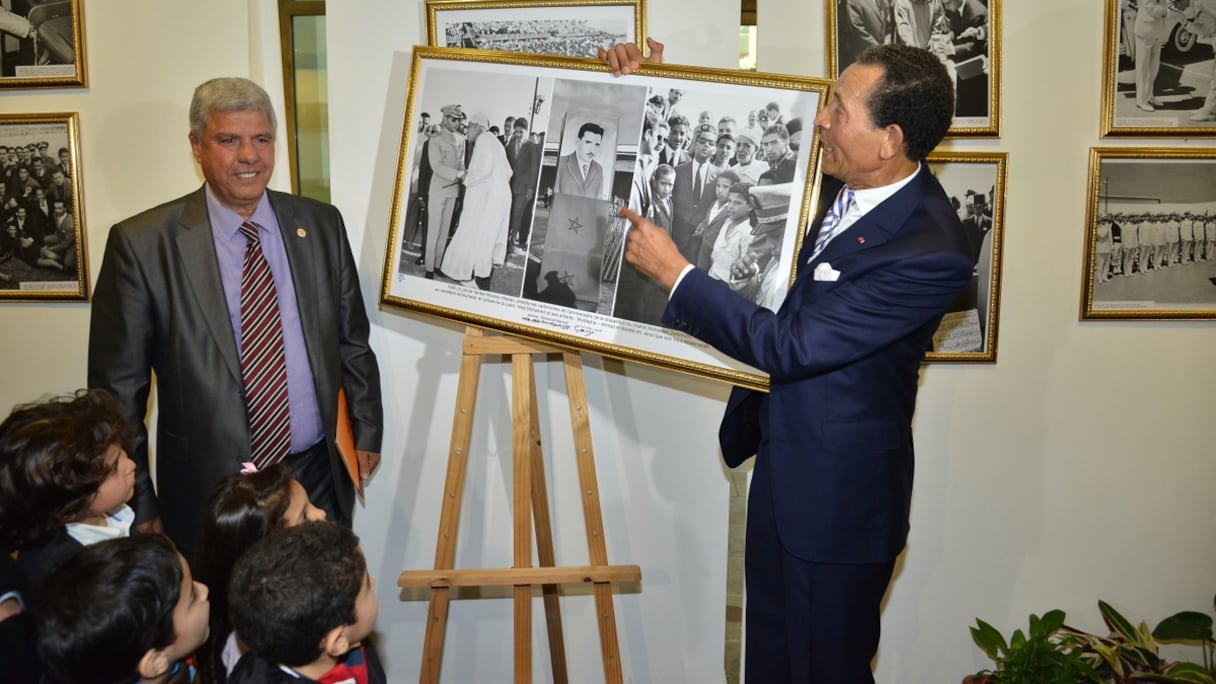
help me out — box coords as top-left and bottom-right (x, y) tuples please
(399, 327), (641, 683)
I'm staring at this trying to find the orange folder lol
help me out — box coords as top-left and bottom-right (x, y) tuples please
(336, 388), (364, 502)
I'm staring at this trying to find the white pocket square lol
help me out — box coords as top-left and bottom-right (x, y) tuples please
(813, 262), (841, 282)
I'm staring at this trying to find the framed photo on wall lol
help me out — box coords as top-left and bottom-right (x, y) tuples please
(380, 47), (829, 389)
(924, 151), (1006, 362)
(1101, 0), (1216, 137)
(1081, 147), (1216, 319)
(0, 0), (87, 89)
(826, 0), (1000, 137)
(0, 112), (88, 301)
(424, 0), (644, 58)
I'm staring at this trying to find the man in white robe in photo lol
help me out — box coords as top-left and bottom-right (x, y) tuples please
(441, 113), (513, 288)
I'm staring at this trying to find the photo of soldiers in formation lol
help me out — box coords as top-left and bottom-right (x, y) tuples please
(1095, 210), (1216, 282)
(1092, 158), (1216, 308)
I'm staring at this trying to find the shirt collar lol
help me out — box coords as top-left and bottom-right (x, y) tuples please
(848, 163), (921, 216)
(65, 504), (135, 545)
(204, 184), (275, 239)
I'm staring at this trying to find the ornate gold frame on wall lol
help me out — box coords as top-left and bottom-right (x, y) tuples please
(1081, 147), (1216, 319)
(425, 0), (646, 58)
(923, 150), (1008, 363)
(1100, 0), (1216, 138)
(0, 0), (86, 90)
(0, 112), (89, 301)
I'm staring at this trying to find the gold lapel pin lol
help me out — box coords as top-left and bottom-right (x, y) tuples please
(297, 227), (307, 238)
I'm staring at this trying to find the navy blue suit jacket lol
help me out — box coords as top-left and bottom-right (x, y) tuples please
(663, 165), (973, 563)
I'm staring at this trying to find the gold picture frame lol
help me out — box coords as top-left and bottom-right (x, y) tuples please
(0, 0), (87, 89)
(1081, 147), (1216, 319)
(379, 47), (830, 390)
(924, 150), (1007, 362)
(1100, 0), (1216, 137)
(826, 0), (1001, 137)
(0, 112), (88, 301)
(424, 0), (645, 58)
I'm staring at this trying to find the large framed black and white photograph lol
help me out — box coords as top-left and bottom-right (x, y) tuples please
(0, 112), (88, 301)
(380, 47), (829, 388)
(1101, 0), (1216, 137)
(0, 0), (87, 89)
(924, 151), (1006, 361)
(425, 0), (644, 59)
(1081, 147), (1216, 319)
(827, 0), (1000, 137)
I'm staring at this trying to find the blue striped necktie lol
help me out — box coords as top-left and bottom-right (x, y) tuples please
(809, 187), (856, 262)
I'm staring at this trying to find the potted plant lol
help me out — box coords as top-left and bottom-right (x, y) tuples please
(965, 594), (1216, 684)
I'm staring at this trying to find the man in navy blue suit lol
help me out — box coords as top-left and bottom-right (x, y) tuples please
(603, 40), (974, 682)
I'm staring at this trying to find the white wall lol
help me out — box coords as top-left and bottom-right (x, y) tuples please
(1, 1), (1214, 682)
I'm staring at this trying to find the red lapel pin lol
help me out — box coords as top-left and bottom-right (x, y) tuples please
(857, 236), (866, 244)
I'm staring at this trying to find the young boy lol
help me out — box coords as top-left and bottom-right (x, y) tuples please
(691, 169), (741, 271)
(227, 521), (383, 683)
(0, 389), (136, 585)
(32, 535), (211, 684)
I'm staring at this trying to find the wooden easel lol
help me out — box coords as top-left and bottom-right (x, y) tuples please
(399, 326), (641, 683)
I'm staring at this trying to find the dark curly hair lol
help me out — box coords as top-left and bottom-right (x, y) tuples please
(0, 388), (131, 551)
(33, 534), (182, 684)
(854, 44), (954, 162)
(193, 463), (295, 684)
(229, 522), (366, 668)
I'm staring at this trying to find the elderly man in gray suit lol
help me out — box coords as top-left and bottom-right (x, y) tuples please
(88, 77), (383, 560)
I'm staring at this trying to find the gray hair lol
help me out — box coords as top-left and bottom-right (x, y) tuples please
(189, 77), (277, 138)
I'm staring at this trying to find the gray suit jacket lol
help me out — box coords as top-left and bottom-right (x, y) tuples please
(87, 187), (383, 556)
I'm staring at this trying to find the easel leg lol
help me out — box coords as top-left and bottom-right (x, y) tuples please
(527, 365), (569, 684)
(512, 354), (534, 683)
(419, 329), (485, 684)
(562, 353), (625, 683)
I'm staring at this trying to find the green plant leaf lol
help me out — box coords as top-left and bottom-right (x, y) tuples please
(1040, 609), (1067, 635)
(1155, 612), (1215, 643)
(1162, 661), (1216, 684)
(971, 619), (1007, 660)
(1102, 600), (1143, 643)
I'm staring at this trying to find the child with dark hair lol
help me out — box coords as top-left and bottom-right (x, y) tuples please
(227, 521), (383, 683)
(0, 388), (135, 584)
(194, 463), (326, 684)
(32, 534), (210, 684)
(707, 181), (759, 286)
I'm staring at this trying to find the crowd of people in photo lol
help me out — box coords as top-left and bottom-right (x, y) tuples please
(0, 141), (77, 283)
(617, 86), (804, 320)
(447, 20), (627, 57)
(0, 389), (381, 683)
(402, 105), (544, 290)
(1094, 209), (1216, 282)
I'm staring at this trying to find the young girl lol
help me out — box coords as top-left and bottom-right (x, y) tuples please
(193, 463), (325, 684)
(0, 389), (135, 587)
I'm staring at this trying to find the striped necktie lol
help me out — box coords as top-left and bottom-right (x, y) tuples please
(808, 186), (856, 262)
(238, 220), (291, 468)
